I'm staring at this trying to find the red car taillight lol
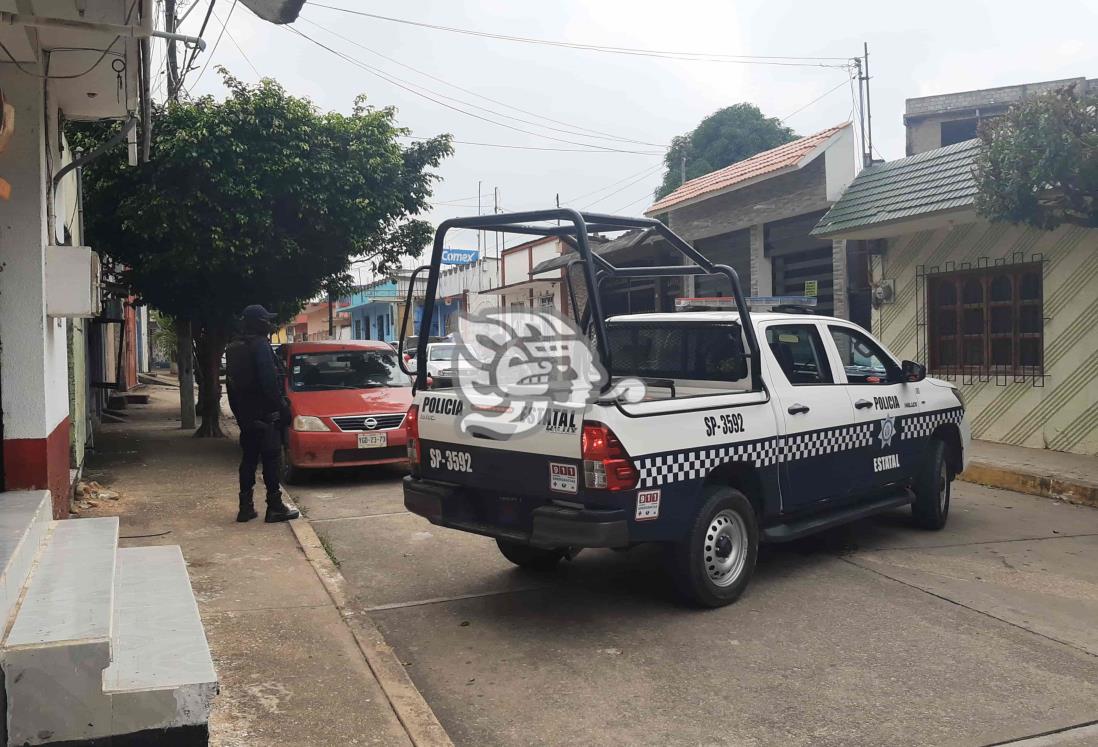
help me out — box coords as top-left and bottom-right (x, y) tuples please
(406, 404), (420, 465)
(581, 421), (637, 491)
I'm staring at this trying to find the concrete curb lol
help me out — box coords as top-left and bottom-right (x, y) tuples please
(283, 498), (454, 747)
(959, 463), (1098, 509)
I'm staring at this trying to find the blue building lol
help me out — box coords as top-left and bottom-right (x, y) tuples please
(345, 280), (400, 342)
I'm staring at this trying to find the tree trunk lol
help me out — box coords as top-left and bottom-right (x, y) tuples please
(193, 326), (227, 438)
(178, 320), (196, 429)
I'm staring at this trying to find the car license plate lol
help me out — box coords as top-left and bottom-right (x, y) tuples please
(358, 432), (387, 449)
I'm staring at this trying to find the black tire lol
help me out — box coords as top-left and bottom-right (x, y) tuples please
(281, 446), (303, 485)
(670, 485), (758, 608)
(912, 438), (950, 530)
(496, 539), (564, 571)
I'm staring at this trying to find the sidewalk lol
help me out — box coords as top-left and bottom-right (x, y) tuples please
(961, 439), (1098, 508)
(81, 385), (434, 747)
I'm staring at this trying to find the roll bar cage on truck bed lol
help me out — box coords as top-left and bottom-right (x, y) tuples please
(397, 209), (763, 394)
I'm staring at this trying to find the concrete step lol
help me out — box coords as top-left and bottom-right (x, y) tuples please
(2, 517), (118, 746)
(103, 546), (217, 744)
(0, 491), (52, 628)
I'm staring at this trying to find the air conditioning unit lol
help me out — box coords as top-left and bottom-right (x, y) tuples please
(44, 245), (102, 318)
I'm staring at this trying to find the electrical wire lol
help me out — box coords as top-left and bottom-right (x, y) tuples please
(561, 162), (665, 205)
(213, 8), (260, 78)
(778, 74), (855, 123)
(299, 15), (665, 148)
(187, 0), (237, 92)
(580, 164), (665, 210)
(612, 191), (657, 214)
(308, 4), (851, 68)
(287, 26), (665, 155)
(0, 0), (138, 79)
(298, 17), (666, 149)
(179, 0), (217, 79)
(399, 134), (660, 154)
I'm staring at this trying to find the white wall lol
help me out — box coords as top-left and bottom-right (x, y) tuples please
(0, 69), (70, 440)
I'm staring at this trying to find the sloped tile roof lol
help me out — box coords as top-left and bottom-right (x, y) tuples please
(811, 139), (980, 237)
(646, 123), (849, 215)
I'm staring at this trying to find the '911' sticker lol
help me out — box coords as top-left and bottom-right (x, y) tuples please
(635, 490), (661, 521)
(549, 463), (578, 494)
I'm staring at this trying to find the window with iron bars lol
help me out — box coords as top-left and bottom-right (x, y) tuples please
(926, 264), (1043, 376)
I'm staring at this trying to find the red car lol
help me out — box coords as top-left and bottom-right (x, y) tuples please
(280, 340), (412, 481)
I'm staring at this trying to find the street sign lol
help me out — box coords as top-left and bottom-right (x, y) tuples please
(441, 248), (480, 265)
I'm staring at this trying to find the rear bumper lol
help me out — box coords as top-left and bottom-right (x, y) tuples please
(288, 429), (408, 468)
(403, 476), (630, 549)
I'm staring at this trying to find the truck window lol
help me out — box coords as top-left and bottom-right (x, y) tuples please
(765, 325), (833, 385)
(828, 326), (895, 384)
(606, 323), (748, 386)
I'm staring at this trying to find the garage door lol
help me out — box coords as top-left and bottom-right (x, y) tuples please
(773, 245), (834, 316)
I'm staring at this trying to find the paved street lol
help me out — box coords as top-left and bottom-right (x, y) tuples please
(289, 469), (1098, 747)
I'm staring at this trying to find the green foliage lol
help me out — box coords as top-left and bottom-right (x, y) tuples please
(150, 311), (178, 362)
(974, 87), (1098, 230)
(656, 103), (797, 199)
(70, 70), (452, 325)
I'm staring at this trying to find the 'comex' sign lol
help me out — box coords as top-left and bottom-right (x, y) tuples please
(441, 248), (479, 265)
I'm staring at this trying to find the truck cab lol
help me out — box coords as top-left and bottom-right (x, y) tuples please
(400, 210), (970, 607)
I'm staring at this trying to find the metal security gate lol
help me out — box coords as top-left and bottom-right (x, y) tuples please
(773, 245), (834, 316)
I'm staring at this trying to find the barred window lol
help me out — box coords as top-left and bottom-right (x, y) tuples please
(927, 264), (1043, 376)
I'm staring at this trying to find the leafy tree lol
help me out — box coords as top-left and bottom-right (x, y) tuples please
(974, 87), (1098, 229)
(72, 71), (451, 436)
(656, 103), (797, 199)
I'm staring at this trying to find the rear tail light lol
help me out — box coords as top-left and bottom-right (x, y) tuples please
(581, 421), (637, 491)
(406, 404), (420, 464)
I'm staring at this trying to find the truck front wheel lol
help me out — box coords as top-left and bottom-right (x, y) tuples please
(496, 539), (564, 571)
(671, 486), (758, 607)
(912, 438), (950, 530)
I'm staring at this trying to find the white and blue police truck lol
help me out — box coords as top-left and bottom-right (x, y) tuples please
(400, 211), (970, 607)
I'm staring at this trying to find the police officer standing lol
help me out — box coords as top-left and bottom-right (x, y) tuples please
(225, 305), (300, 523)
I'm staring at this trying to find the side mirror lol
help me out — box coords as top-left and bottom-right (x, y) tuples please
(901, 360), (926, 383)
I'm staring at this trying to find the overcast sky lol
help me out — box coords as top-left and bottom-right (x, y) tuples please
(181, 0), (1096, 281)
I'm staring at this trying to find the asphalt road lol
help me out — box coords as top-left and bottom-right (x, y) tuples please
(288, 467), (1098, 747)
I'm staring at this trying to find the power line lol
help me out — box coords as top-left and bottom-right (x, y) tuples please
(287, 26), (666, 155)
(400, 135), (660, 154)
(300, 15), (665, 148)
(613, 191), (656, 214)
(580, 164), (665, 210)
(308, 4), (851, 68)
(213, 8), (260, 78)
(778, 74), (854, 123)
(298, 16), (667, 149)
(561, 162), (665, 205)
(187, 0), (237, 93)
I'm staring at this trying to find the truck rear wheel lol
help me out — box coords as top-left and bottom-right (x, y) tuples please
(496, 539), (563, 571)
(671, 485), (758, 608)
(912, 439), (950, 530)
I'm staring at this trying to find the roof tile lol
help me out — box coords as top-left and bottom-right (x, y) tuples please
(811, 139), (981, 237)
(646, 123), (849, 214)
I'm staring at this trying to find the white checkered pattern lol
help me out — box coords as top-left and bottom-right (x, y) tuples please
(636, 423), (875, 488)
(900, 407), (963, 441)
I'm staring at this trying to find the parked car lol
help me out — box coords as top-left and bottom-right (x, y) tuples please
(280, 340), (412, 481)
(420, 341), (476, 388)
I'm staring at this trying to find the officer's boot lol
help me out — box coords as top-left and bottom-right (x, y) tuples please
(237, 493), (259, 523)
(264, 492), (300, 523)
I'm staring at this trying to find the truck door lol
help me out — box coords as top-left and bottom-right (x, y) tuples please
(825, 324), (921, 496)
(763, 322), (857, 511)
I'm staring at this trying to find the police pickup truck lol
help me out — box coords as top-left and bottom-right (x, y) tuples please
(400, 210), (970, 607)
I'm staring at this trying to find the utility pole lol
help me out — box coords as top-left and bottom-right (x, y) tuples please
(493, 186), (500, 259)
(854, 57), (868, 167)
(477, 180), (482, 256)
(680, 154), (687, 186)
(165, 0), (181, 100)
(863, 42), (874, 162)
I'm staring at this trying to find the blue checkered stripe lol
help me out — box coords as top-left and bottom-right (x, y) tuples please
(636, 422), (875, 488)
(900, 407), (964, 441)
